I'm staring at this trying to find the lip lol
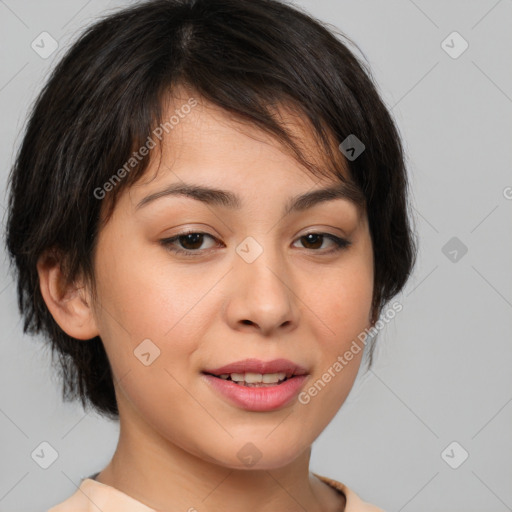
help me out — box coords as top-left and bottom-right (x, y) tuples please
(202, 373), (309, 412)
(203, 358), (308, 377)
(201, 358), (309, 412)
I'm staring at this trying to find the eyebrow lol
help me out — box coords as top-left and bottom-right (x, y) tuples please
(135, 181), (364, 216)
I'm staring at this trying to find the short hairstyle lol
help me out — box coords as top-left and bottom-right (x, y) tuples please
(4, 0), (417, 419)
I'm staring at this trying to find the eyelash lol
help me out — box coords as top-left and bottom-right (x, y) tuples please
(160, 230), (351, 257)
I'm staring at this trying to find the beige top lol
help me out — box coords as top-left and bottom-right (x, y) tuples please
(47, 472), (385, 511)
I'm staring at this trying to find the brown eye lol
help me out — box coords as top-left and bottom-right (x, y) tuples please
(294, 233), (351, 253)
(177, 233), (205, 250)
(160, 232), (220, 255)
(299, 233), (324, 249)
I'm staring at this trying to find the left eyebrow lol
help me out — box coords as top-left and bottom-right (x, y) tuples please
(135, 181), (364, 215)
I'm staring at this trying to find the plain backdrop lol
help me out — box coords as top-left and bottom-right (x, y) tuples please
(0, 1), (511, 511)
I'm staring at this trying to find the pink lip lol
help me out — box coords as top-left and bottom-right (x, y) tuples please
(201, 358), (309, 412)
(202, 373), (309, 412)
(203, 358), (308, 377)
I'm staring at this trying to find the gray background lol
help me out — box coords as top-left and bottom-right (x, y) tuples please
(1, 0), (511, 511)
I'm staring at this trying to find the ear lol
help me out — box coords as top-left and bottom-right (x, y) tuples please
(36, 249), (100, 340)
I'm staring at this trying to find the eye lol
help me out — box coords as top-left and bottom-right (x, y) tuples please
(160, 231), (351, 256)
(160, 231), (221, 256)
(292, 233), (351, 254)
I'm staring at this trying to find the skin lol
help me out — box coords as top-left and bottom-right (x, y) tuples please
(37, 88), (374, 512)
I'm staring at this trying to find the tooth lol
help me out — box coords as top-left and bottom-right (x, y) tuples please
(262, 372), (286, 383)
(226, 372), (289, 384)
(244, 372), (263, 383)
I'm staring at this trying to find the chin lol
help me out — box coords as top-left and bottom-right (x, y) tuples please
(202, 436), (309, 471)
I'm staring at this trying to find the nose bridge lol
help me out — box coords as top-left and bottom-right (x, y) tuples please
(235, 234), (286, 289)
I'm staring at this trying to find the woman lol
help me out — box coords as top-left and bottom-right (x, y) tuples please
(4, 0), (417, 510)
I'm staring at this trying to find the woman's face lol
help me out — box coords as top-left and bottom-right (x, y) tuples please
(89, 92), (374, 469)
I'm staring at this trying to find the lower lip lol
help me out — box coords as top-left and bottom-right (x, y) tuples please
(202, 374), (308, 412)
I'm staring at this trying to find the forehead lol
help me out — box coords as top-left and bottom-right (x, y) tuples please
(96, 92), (367, 237)
(112, 89), (365, 223)
(136, 89), (349, 188)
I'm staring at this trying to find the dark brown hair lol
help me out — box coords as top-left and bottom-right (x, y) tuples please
(4, 0), (417, 419)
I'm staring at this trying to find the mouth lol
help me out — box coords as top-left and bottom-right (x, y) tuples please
(202, 371), (297, 387)
(201, 358), (309, 411)
(201, 357), (308, 387)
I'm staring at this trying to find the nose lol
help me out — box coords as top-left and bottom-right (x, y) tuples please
(223, 241), (299, 336)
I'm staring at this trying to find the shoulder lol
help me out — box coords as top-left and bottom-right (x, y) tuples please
(46, 477), (113, 512)
(313, 473), (386, 512)
(46, 480), (92, 512)
(46, 477), (157, 512)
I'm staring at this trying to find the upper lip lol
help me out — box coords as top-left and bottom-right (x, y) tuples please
(203, 358), (308, 378)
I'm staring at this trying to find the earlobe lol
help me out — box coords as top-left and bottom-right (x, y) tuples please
(36, 251), (99, 340)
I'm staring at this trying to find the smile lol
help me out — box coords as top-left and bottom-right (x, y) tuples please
(201, 358), (310, 411)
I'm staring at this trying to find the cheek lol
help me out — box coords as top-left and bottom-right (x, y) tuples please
(298, 251), (373, 414)
(314, 275), (371, 374)
(307, 254), (373, 348)
(332, 271), (373, 335)
(95, 235), (200, 337)
(92, 240), (211, 397)
(94, 255), (204, 437)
